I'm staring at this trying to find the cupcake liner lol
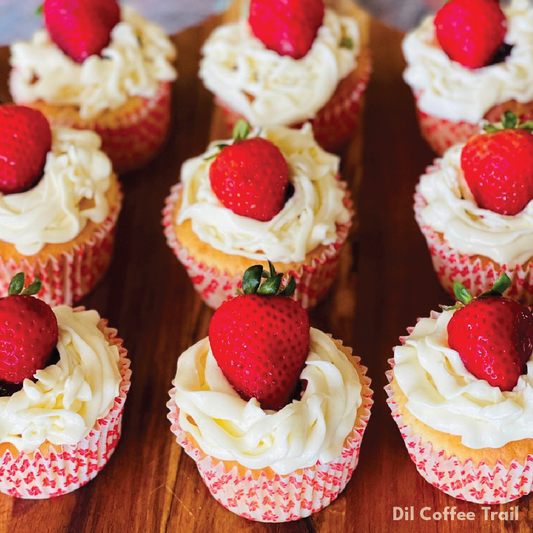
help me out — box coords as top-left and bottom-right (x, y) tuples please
(385, 363), (533, 504)
(162, 183), (353, 309)
(167, 354), (373, 522)
(0, 318), (131, 499)
(0, 189), (123, 307)
(216, 52), (371, 154)
(414, 191), (533, 304)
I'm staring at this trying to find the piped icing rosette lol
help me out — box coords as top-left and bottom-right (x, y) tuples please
(403, 0), (533, 123)
(10, 6), (177, 120)
(199, 9), (359, 127)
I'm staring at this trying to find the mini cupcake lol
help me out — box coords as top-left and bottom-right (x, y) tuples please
(0, 105), (122, 306)
(163, 122), (353, 309)
(168, 265), (372, 522)
(403, 0), (533, 155)
(199, 0), (371, 153)
(10, 0), (177, 174)
(414, 112), (533, 304)
(0, 273), (131, 499)
(386, 275), (533, 504)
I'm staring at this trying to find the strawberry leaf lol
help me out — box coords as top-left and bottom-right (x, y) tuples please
(478, 272), (511, 299)
(453, 281), (473, 305)
(483, 124), (500, 133)
(35, 4), (43, 15)
(21, 276), (42, 296)
(268, 260), (276, 278)
(8, 272), (25, 296)
(257, 273), (282, 295)
(281, 276), (296, 297)
(233, 120), (251, 142)
(340, 37), (354, 49)
(242, 265), (263, 294)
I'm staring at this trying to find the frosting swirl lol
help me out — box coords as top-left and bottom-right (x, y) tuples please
(174, 328), (361, 474)
(0, 306), (121, 453)
(394, 310), (533, 449)
(199, 9), (359, 126)
(0, 127), (113, 256)
(10, 6), (177, 119)
(417, 142), (533, 265)
(403, 0), (533, 123)
(177, 124), (350, 263)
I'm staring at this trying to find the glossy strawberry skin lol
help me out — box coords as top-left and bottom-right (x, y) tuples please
(461, 129), (533, 216)
(249, 0), (325, 60)
(0, 106), (52, 195)
(43, 0), (121, 63)
(209, 294), (310, 410)
(434, 0), (507, 69)
(448, 298), (533, 391)
(0, 295), (59, 384)
(209, 137), (289, 222)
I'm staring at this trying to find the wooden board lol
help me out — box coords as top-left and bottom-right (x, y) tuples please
(0, 3), (531, 532)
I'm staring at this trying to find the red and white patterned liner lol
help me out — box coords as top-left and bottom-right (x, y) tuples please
(167, 355), (373, 522)
(414, 188), (533, 305)
(0, 189), (123, 307)
(0, 315), (131, 499)
(386, 359), (533, 504)
(162, 183), (354, 309)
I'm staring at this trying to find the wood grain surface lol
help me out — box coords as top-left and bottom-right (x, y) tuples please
(0, 3), (532, 532)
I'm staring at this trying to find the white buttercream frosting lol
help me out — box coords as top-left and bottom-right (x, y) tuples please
(403, 0), (533, 123)
(0, 306), (121, 453)
(394, 310), (533, 449)
(174, 328), (361, 474)
(417, 143), (533, 266)
(177, 124), (350, 263)
(0, 127), (113, 256)
(199, 9), (359, 126)
(10, 6), (177, 119)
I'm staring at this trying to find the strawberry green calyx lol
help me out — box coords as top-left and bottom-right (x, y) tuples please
(204, 120), (254, 161)
(484, 111), (533, 133)
(7, 272), (42, 297)
(340, 37), (354, 49)
(241, 261), (296, 297)
(35, 4), (43, 15)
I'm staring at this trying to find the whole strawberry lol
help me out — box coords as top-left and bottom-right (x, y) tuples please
(434, 0), (507, 69)
(43, 0), (121, 63)
(0, 273), (58, 384)
(209, 120), (289, 222)
(209, 262), (309, 410)
(447, 274), (533, 391)
(249, 0), (325, 60)
(0, 105), (52, 195)
(461, 112), (533, 216)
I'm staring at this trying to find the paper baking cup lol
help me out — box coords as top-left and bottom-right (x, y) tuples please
(0, 318), (131, 499)
(167, 356), (372, 522)
(216, 55), (371, 154)
(0, 191), (123, 307)
(414, 190), (533, 305)
(162, 183), (353, 309)
(386, 363), (533, 504)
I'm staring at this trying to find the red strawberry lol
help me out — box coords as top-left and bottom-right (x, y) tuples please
(434, 0), (507, 69)
(0, 273), (58, 384)
(461, 112), (533, 216)
(43, 0), (121, 63)
(249, 0), (325, 60)
(447, 274), (533, 391)
(209, 121), (289, 222)
(0, 105), (52, 195)
(209, 263), (310, 410)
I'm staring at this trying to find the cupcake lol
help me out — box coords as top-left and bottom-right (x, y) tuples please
(0, 273), (131, 499)
(403, 0), (533, 155)
(386, 274), (533, 504)
(9, 0), (177, 174)
(199, 0), (371, 153)
(414, 111), (533, 304)
(0, 105), (122, 306)
(167, 265), (372, 522)
(163, 122), (352, 309)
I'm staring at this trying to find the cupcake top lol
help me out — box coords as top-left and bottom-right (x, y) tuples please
(177, 124), (350, 263)
(0, 127), (114, 256)
(174, 327), (361, 474)
(199, 8), (359, 127)
(417, 142), (533, 266)
(403, 0), (533, 123)
(0, 306), (122, 453)
(10, 6), (177, 120)
(393, 308), (533, 449)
